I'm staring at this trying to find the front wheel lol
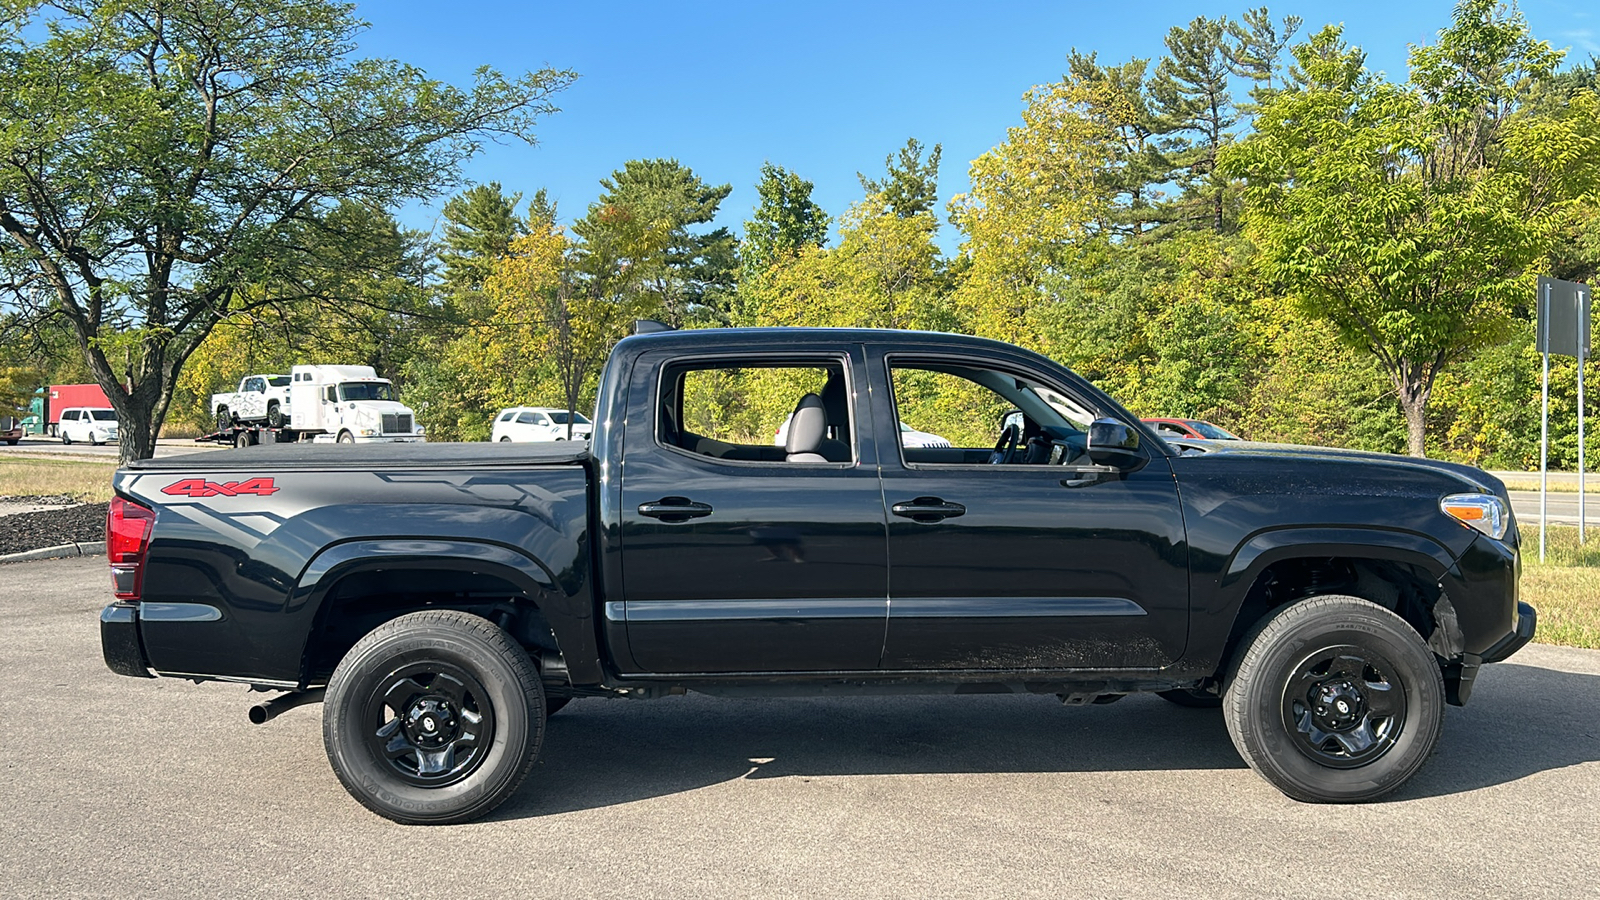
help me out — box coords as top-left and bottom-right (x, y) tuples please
(323, 610), (546, 825)
(337, 430), (355, 444)
(215, 406), (231, 433)
(266, 402), (284, 428)
(1223, 595), (1444, 803)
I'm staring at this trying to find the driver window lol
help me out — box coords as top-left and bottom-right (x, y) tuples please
(887, 361), (1085, 466)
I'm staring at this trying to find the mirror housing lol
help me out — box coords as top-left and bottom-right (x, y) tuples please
(1086, 417), (1142, 469)
(1001, 409), (1025, 433)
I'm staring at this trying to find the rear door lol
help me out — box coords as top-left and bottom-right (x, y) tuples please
(616, 346), (890, 673)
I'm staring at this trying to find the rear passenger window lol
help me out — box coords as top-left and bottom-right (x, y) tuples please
(516, 412), (538, 424)
(659, 361), (854, 464)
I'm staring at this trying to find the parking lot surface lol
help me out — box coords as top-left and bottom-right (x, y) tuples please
(4, 556), (1597, 899)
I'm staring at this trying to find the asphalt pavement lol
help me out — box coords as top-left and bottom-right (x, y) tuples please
(1, 434), (223, 459)
(2, 556), (1597, 899)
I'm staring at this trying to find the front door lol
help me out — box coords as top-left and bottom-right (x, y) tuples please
(872, 352), (1189, 671)
(617, 348), (890, 674)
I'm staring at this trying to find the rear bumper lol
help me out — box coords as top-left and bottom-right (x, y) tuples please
(100, 603), (154, 678)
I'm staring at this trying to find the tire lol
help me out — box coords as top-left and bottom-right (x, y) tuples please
(60, 431), (71, 445)
(215, 406), (231, 433)
(1222, 595), (1444, 803)
(1158, 688), (1222, 709)
(322, 610), (545, 825)
(545, 697), (571, 717)
(234, 430), (255, 449)
(5, 439), (16, 446)
(266, 402), (284, 428)
(499, 436), (512, 442)
(337, 430), (355, 444)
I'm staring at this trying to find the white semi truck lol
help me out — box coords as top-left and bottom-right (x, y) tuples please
(202, 365), (424, 447)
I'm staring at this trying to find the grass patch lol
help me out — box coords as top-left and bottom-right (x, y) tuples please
(1499, 478), (1600, 494)
(1520, 525), (1600, 650)
(0, 457), (116, 502)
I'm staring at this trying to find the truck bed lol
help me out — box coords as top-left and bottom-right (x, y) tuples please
(128, 440), (590, 470)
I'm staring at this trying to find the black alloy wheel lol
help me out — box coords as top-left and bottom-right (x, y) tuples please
(364, 662), (496, 788)
(1222, 595), (1443, 803)
(323, 609), (545, 824)
(267, 402), (284, 428)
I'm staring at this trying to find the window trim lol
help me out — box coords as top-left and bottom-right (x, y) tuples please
(651, 352), (861, 469)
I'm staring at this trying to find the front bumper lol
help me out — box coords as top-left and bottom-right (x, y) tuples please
(1480, 600), (1537, 663)
(100, 603), (153, 678)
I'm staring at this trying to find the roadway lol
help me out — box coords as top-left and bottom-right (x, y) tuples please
(2, 556), (1596, 899)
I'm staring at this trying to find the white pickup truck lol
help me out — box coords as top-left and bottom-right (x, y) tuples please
(212, 374), (292, 430)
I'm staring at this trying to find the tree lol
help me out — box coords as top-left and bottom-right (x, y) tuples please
(1151, 15), (1238, 232)
(1220, 7), (1596, 457)
(438, 183), (528, 310)
(741, 163), (829, 278)
(0, 0), (575, 461)
(949, 78), (1116, 349)
(858, 138), (942, 218)
(575, 159), (735, 328)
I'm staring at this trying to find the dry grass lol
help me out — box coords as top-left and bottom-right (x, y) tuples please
(1519, 526), (1600, 650)
(0, 457), (116, 502)
(1498, 478), (1600, 494)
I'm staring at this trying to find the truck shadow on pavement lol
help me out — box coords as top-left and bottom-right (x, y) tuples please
(492, 660), (1600, 819)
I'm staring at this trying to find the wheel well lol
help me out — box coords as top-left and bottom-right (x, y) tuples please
(304, 566), (562, 684)
(1222, 556), (1444, 679)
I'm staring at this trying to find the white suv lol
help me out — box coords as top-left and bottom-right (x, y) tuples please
(492, 407), (593, 442)
(59, 407), (118, 445)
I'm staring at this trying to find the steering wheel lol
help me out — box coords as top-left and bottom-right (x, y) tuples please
(989, 423), (1021, 464)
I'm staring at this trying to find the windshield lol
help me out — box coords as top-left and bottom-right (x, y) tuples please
(1190, 421), (1239, 440)
(267, 376), (290, 387)
(338, 382), (396, 402)
(549, 411), (590, 425)
(90, 409), (118, 421)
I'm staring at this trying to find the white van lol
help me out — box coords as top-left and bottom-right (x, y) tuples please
(59, 407), (118, 445)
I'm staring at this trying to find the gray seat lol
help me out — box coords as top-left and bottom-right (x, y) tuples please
(785, 394), (830, 463)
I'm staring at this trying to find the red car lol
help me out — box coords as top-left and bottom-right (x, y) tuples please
(1142, 417), (1241, 441)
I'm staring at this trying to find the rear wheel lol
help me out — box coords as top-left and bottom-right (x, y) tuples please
(234, 430), (256, 449)
(1223, 595), (1444, 803)
(60, 430), (71, 445)
(323, 610), (545, 825)
(499, 436), (512, 442)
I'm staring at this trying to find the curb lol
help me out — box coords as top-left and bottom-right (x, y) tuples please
(0, 540), (106, 564)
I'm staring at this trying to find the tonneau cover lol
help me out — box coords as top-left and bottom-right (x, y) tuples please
(127, 440), (591, 471)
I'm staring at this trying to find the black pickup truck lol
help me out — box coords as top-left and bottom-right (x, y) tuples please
(100, 327), (1535, 823)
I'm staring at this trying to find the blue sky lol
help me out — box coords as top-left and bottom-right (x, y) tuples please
(356, 1), (1598, 249)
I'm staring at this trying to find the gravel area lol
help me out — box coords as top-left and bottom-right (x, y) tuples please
(0, 502), (107, 555)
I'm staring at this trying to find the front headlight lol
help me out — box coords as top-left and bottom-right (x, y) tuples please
(1441, 493), (1508, 540)
(358, 428), (376, 437)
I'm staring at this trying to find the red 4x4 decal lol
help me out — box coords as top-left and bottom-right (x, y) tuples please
(161, 477), (279, 498)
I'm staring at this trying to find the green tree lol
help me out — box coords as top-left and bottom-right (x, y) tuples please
(1220, 8), (1595, 457)
(1151, 15), (1238, 232)
(857, 138), (942, 218)
(741, 163), (829, 278)
(576, 159), (735, 328)
(0, 0), (575, 461)
(438, 183), (528, 311)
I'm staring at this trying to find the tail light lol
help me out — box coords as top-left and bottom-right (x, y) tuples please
(107, 496), (156, 600)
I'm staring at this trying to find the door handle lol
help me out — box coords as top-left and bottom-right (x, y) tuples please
(638, 497), (714, 522)
(891, 497), (966, 523)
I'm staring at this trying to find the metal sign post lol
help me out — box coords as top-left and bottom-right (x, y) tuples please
(1536, 276), (1594, 560)
(1540, 280), (1551, 562)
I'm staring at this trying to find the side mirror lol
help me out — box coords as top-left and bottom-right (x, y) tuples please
(1001, 410), (1024, 433)
(1086, 417), (1142, 469)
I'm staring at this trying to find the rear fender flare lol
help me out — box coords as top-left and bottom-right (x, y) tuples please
(291, 539), (572, 684)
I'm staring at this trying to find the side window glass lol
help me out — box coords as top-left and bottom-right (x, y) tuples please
(660, 362), (853, 464)
(516, 412), (538, 424)
(887, 361), (1089, 466)
(498, 412), (515, 423)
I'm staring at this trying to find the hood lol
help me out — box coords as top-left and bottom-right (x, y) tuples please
(1166, 438), (1504, 496)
